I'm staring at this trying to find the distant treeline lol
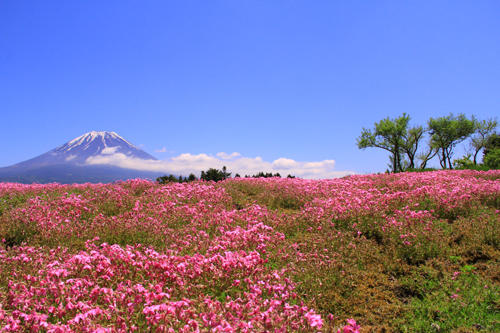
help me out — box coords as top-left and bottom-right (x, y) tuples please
(239, 171), (295, 179)
(157, 167), (295, 184)
(357, 113), (499, 172)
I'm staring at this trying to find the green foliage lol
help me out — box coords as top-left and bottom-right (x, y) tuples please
(428, 113), (476, 169)
(484, 148), (500, 169)
(483, 133), (500, 156)
(157, 173), (198, 184)
(157, 174), (179, 184)
(483, 133), (500, 169)
(269, 194), (303, 210)
(358, 114), (496, 172)
(452, 157), (491, 171)
(396, 239), (443, 266)
(357, 113), (410, 172)
(402, 125), (426, 169)
(200, 166), (231, 182)
(245, 172), (282, 178)
(405, 167), (438, 173)
(2, 222), (38, 248)
(0, 194), (30, 217)
(400, 270), (499, 332)
(453, 154), (475, 169)
(470, 118), (497, 164)
(100, 229), (164, 249)
(397, 265), (441, 299)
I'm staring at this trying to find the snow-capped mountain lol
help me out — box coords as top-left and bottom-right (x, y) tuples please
(0, 131), (163, 184)
(13, 131), (157, 169)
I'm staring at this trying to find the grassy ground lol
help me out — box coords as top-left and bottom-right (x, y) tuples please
(0, 171), (498, 331)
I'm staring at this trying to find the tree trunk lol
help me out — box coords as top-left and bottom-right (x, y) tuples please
(392, 151), (397, 173)
(473, 149), (480, 165)
(446, 147), (453, 169)
(395, 143), (401, 173)
(420, 159), (427, 169)
(408, 152), (415, 169)
(439, 149), (446, 169)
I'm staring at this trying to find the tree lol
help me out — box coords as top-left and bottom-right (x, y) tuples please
(249, 172), (282, 178)
(157, 173), (199, 184)
(401, 126), (425, 169)
(453, 154), (474, 169)
(416, 145), (438, 170)
(470, 118), (498, 164)
(200, 166), (231, 182)
(483, 133), (500, 169)
(157, 174), (179, 184)
(357, 114), (410, 173)
(428, 114), (476, 169)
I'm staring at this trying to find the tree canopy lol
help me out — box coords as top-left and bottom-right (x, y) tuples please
(357, 113), (497, 172)
(357, 114), (410, 172)
(200, 166), (231, 182)
(483, 133), (500, 169)
(428, 114), (476, 169)
(470, 118), (498, 164)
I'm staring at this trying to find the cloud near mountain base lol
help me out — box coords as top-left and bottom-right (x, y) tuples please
(85, 152), (355, 179)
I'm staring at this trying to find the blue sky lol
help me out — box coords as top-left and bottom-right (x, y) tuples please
(1, 1), (499, 176)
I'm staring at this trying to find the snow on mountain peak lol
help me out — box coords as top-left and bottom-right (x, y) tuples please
(63, 131), (136, 152)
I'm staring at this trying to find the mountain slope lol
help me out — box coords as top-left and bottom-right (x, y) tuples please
(0, 131), (163, 184)
(11, 131), (156, 170)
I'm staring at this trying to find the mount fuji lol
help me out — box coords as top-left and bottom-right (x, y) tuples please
(0, 131), (164, 184)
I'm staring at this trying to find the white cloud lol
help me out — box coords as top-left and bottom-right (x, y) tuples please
(101, 146), (119, 155)
(65, 155), (77, 161)
(85, 152), (355, 179)
(272, 158), (298, 170)
(216, 152), (241, 160)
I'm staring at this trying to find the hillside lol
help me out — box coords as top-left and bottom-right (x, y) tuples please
(0, 170), (498, 331)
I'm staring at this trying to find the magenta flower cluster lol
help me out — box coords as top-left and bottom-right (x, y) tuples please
(1, 169), (498, 331)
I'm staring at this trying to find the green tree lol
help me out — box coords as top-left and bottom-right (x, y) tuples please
(428, 114), (476, 169)
(200, 166), (231, 182)
(357, 114), (410, 172)
(250, 172), (282, 178)
(401, 126), (426, 169)
(483, 133), (500, 169)
(453, 154), (474, 169)
(156, 174), (179, 184)
(416, 144), (438, 170)
(470, 118), (498, 164)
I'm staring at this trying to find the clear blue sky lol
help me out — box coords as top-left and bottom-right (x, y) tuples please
(1, 1), (499, 175)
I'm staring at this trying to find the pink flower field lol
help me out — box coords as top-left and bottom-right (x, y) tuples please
(0, 170), (499, 332)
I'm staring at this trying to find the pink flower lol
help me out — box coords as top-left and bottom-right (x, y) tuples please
(305, 310), (323, 329)
(338, 319), (360, 333)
